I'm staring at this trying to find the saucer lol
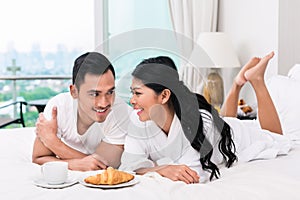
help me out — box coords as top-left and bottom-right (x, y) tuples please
(33, 178), (78, 189)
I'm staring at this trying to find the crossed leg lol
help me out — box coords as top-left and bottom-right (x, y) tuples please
(220, 57), (260, 117)
(220, 52), (282, 134)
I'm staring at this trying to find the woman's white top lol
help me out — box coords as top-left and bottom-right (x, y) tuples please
(120, 109), (291, 182)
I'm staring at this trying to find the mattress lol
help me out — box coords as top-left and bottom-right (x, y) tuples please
(0, 127), (299, 200)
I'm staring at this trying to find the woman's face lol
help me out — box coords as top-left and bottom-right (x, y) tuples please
(130, 78), (166, 122)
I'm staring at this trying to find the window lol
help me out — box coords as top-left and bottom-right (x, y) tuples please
(100, 0), (178, 101)
(0, 0), (94, 127)
(0, 0), (94, 76)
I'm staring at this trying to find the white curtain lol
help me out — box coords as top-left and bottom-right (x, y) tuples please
(168, 0), (218, 94)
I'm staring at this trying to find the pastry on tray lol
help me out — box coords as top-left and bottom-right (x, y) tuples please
(84, 167), (134, 185)
(238, 99), (253, 114)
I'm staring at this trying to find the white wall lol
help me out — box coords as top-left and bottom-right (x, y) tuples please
(218, 0), (279, 104)
(218, 0), (279, 71)
(278, 0), (300, 75)
(218, 0), (300, 104)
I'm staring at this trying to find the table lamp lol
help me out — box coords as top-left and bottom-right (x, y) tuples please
(196, 32), (240, 111)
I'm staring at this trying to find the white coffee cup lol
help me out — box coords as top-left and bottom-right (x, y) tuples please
(41, 161), (68, 185)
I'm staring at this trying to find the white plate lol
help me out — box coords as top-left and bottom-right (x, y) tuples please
(79, 176), (139, 189)
(33, 178), (78, 189)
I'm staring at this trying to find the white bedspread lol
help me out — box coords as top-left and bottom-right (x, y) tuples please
(0, 127), (300, 200)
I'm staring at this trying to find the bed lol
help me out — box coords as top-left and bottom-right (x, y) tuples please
(1, 65), (300, 200)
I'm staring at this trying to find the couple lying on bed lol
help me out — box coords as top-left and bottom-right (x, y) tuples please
(32, 51), (291, 184)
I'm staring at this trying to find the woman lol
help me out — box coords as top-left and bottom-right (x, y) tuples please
(119, 52), (291, 184)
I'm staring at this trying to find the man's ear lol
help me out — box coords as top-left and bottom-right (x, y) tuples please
(70, 85), (78, 99)
(161, 89), (171, 104)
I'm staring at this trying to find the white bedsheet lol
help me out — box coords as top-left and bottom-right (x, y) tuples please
(0, 127), (300, 200)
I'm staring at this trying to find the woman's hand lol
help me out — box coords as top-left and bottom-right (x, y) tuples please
(157, 165), (200, 184)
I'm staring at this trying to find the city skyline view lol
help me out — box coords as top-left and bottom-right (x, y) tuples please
(0, 0), (175, 113)
(0, 0), (94, 76)
(0, 44), (83, 76)
(0, 0), (94, 53)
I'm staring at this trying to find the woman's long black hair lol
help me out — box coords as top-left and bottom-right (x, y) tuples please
(132, 56), (237, 180)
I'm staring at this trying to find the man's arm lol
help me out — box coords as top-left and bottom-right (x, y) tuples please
(32, 137), (107, 170)
(94, 141), (124, 168)
(35, 106), (86, 159)
(32, 137), (60, 164)
(33, 107), (107, 170)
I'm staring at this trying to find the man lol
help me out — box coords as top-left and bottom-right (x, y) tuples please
(32, 52), (131, 171)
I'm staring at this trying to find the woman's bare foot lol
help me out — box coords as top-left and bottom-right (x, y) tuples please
(235, 57), (260, 86)
(244, 51), (274, 83)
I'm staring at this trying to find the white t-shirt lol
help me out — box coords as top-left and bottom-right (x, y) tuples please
(120, 110), (209, 181)
(120, 109), (291, 182)
(43, 92), (132, 154)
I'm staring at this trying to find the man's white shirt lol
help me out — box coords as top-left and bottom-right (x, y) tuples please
(43, 92), (131, 154)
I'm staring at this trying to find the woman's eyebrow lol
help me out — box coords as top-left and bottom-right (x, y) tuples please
(130, 86), (141, 90)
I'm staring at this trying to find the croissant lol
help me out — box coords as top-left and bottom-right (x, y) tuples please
(241, 105), (253, 114)
(84, 167), (134, 185)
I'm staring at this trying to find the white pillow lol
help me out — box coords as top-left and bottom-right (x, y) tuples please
(288, 64), (300, 80)
(267, 75), (300, 141)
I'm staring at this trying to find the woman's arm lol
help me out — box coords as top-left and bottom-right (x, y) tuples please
(136, 164), (200, 184)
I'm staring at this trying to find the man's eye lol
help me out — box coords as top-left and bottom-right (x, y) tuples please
(90, 93), (99, 97)
(107, 90), (115, 95)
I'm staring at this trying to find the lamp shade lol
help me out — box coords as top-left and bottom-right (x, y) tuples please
(196, 32), (240, 68)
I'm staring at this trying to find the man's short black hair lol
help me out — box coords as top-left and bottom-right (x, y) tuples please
(72, 52), (115, 89)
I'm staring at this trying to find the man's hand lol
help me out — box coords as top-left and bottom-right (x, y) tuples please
(35, 106), (58, 147)
(156, 165), (200, 184)
(68, 154), (108, 171)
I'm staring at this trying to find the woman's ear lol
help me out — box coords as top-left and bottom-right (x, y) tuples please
(161, 89), (171, 104)
(70, 85), (78, 99)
